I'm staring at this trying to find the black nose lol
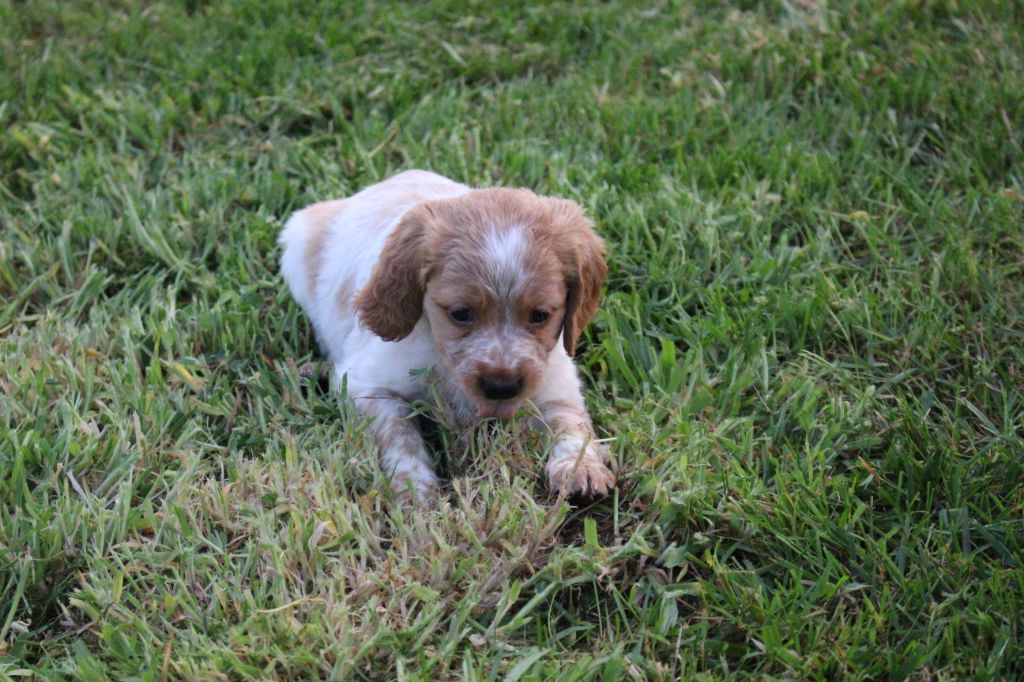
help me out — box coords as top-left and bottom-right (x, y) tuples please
(479, 376), (523, 401)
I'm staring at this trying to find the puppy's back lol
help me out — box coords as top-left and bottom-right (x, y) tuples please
(279, 170), (469, 360)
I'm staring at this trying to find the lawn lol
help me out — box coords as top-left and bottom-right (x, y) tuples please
(2, 0), (1023, 679)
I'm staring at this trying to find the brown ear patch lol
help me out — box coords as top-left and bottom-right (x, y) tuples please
(354, 202), (437, 342)
(536, 199), (607, 356)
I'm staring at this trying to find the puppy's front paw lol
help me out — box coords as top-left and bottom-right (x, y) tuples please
(546, 440), (615, 497)
(391, 473), (440, 505)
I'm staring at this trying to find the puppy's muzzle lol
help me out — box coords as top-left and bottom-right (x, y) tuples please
(478, 375), (524, 401)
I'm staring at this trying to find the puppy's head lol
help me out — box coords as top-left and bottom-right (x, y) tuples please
(355, 188), (606, 418)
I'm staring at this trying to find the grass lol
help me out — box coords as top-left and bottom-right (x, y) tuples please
(1, 0), (1023, 678)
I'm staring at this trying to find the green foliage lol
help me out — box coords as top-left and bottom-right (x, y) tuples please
(1, 0), (1022, 678)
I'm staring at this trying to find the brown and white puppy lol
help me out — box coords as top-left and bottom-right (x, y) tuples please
(279, 170), (614, 498)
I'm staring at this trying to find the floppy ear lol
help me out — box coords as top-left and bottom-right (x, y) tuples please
(355, 203), (437, 342)
(554, 202), (607, 356)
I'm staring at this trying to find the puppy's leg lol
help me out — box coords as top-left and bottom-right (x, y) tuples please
(532, 353), (614, 496)
(539, 400), (615, 497)
(352, 391), (438, 499)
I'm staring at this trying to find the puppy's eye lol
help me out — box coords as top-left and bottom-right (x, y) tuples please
(529, 309), (550, 325)
(449, 307), (473, 324)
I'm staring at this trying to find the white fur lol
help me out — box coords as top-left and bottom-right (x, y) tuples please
(279, 170), (613, 498)
(482, 226), (527, 292)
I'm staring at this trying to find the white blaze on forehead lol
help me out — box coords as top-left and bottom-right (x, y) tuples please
(483, 226), (527, 290)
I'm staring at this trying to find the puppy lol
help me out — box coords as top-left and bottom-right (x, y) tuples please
(279, 170), (614, 499)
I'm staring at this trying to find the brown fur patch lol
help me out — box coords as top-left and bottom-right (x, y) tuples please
(300, 199), (347, 298)
(530, 199), (607, 356)
(335, 279), (354, 315)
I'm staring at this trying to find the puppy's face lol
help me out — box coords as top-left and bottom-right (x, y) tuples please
(422, 229), (567, 418)
(356, 188), (606, 419)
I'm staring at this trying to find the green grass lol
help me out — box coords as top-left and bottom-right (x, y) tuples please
(2, 0), (1023, 678)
